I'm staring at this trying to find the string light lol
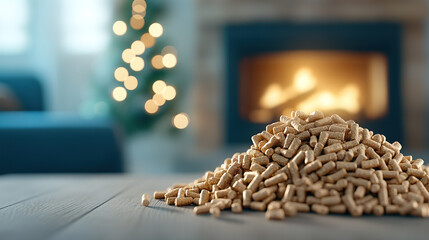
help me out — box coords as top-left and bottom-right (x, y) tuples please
(132, 4), (145, 14)
(153, 94), (166, 106)
(112, 87), (127, 102)
(144, 99), (158, 114)
(132, 0), (146, 17)
(162, 53), (177, 68)
(114, 67), (128, 82)
(122, 49), (135, 63)
(132, 0), (147, 9)
(140, 33), (155, 48)
(113, 1), (180, 123)
(172, 113), (189, 129)
(162, 85), (176, 101)
(152, 80), (166, 94)
(131, 40), (145, 55)
(130, 15), (145, 30)
(151, 55), (164, 69)
(130, 57), (144, 71)
(113, 21), (127, 36)
(124, 76), (138, 90)
(148, 23), (163, 38)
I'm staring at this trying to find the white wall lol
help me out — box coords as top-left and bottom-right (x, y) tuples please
(0, 0), (113, 112)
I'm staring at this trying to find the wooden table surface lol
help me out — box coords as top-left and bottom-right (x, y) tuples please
(1, 174), (429, 240)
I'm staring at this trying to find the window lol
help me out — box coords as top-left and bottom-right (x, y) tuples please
(61, 0), (111, 54)
(0, 0), (29, 54)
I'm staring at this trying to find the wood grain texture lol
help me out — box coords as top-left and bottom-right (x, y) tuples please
(52, 175), (195, 240)
(0, 175), (86, 209)
(0, 175), (134, 240)
(1, 174), (429, 240)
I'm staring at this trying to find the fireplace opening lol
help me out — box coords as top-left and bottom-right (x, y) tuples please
(225, 22), (402, 144)
(240, 51), (388, 124)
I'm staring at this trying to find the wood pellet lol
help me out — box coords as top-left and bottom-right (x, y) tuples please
(143, 111), (429, 220)
(141, 193), (150, 206)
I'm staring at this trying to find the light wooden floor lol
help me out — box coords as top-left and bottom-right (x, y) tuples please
(1, 174), (428, 240)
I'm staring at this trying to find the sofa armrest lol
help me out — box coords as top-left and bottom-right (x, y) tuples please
(0, 113), (124, 174)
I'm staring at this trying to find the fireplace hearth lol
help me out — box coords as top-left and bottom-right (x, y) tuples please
(225, 22), (402, 144)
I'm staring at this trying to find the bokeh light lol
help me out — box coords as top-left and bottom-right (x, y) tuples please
(140, 33), (155, 48)
(122, 49), (135, 63)
(148, 23), (163, 38)
(113, 21), (127, 36)
(132, 4), (146, 13)
(112, 87), (127, 102)
(114, 67), (128, 82)
(144, 99), (159, 114)
(161, 46), (178, 55)
(172, 113), (190, 129)
(153, 94), (166, 106)
(162, 85), (176, 101)
(152, 80), (166, 94)
(162, 53), (177, 68)
(131, 40), (145, 55)
(132, 0), (147, 9)
(130, 57), (144, 71)
(151, 55), (164, 69)
(124, 76), (138, 90)
(130, 15), (145, 30)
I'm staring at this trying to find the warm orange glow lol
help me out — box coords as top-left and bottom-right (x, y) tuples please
(151, 55), (164, 69)
(122, 49), (135, 63)
(367, 55), (388, 119)
(249, 109), (273, 123)
(260, 67), (316, 109)
(297, 84), (360, 114)
(152, 80), (166, 94)
(260, 84), (286, 109)
(140, 33), (155, 48)
(241, 51), (388, 123)
(149, 23), (163, 38)
(162, 86), (176, 100)
(113, 21), (127, 36)
(131, 40), (145, 55)
(293, 68), (316, 93)
(153, 94), (166, 106)
(144, 99), (158, 114)
(162, 53), (177, 68)
(114, 67), (128, 82)
(260, 68), (359, 116)
(172, 113), (189, 129)
(124, 76), (138, 90)
(130, 15), (145, 30)
(112, 87), (127, 102)
(130, 57), (144, 71)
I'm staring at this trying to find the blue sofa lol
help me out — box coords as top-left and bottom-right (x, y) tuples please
(0, 75), (123, 174)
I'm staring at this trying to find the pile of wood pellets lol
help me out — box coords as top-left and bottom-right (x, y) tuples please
(142, 111), (429, 220)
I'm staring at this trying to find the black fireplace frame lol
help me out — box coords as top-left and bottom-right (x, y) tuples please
(225, 22), (403, 144)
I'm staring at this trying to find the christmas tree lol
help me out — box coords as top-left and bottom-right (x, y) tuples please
(92, 0), (189, 135)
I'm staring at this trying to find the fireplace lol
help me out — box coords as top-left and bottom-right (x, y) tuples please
(240, 51), (388, 123)
(225, 22), (403, 144)
(192, 0), (427, 152)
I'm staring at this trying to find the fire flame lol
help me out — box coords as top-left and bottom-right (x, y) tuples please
(258, 67), (360, 117)
(293, 68), (316, 93)
(297, 84), (360, 114)
(259, 67), (316, 109)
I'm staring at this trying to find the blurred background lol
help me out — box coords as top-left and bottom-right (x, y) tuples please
(1, 0), (429, 175)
